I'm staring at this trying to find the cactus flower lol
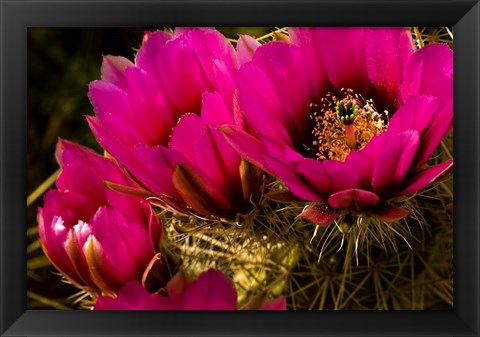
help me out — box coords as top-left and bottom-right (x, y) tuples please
(87, 28), (261, 220)
(38, 140), (162, 296)
(220, 28), (453, 226)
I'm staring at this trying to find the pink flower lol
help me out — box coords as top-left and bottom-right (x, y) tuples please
(221, 28), (453, 226)
(94, 269), (286, 310)
(38, 140), (162, 295)
(87, 28), (261, 219)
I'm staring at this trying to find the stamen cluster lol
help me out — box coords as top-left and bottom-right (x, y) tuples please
(310, 88), (388, 161)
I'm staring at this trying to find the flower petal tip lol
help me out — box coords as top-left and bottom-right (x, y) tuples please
(296, 204), (339, 227)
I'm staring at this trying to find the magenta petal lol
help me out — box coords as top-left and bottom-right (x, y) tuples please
(313, 28), (370, 93)
(237, 62), (295, 145)
(38, 208), (83, 285)
(259, 144), (314, 200)
(94, 280), (175, 310)
(237, 34), (261, 66)
(135, 30), (173, 74)
(296, 158), (359, 198)
(37, 207), (60, 253)
(194, 125), (242, 201)
(225, 137), (323, 201)
(413, 97), (453, 169)
(182, 28), (238, 87)
(101, 55), (134, 90)
(155, 36), (210, 114)
(212, 59), (236, 109)
(387, 95), (438, 137)
(288, 27), (330, 98)
(200, 91), (234, 125)
(131, 144), (187, 200)
(56, 139), (110, 172)
(218, 125), (270, 173)
(55, 167), (111, 219)
(260, 297), (287, 310)
(165, 271), (187, 301)
(232, 91), (249, 129)
(396, 160), (453, 196)
(86, 116), (133, 159)
(345, 133), (389, 189)
(124, 67), (178, 146)
(238, 98), (294, 147)
(296, 204), (339, 226)
(328, 189), (380, 211)
(143, 200), (163, 251)
(263, 156), (323, 202)
(93, 207), (153, 274)
(82, 234), (123, 293)
(45, 148), (112, 221)
(55, 141), (142, 219)
(372, 130), (421, 195)
(250, 42), (310, 124)
(104, 187), (145, 229)
(400, 43), (453, 106)
(181, 269), (238, 310)
(242, 43), (311, 146)
(88, 81), (130, 120)
(170, 114), (205, 160)
(373, 205), (411, 222)
(88, 207), (141, 283)
(86, 98), (149, 150)
(55, 163), (105, 202)
(70, 220), (92, 249)
(264, 142), (306, 163)
(172, 162), (233, 218)
(62, 225), (97, 289)
(365, 28), (415, 110)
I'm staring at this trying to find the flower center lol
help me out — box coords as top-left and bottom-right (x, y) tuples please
(309, 88), (388, 162)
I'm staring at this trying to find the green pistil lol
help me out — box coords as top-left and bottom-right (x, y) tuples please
(336, 99), (358, 125)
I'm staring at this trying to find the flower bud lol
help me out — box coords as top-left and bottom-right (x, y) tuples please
(38, 140), (162, 295)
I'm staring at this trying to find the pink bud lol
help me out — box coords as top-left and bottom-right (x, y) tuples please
(38, 140), (162, 295)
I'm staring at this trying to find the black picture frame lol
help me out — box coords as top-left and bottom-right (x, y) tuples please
(1, 0), (479, 336)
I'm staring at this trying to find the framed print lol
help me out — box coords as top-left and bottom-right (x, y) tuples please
(1, 0), (479, 336)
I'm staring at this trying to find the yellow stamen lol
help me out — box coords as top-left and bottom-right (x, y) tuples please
(309, 89), (387, 162)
